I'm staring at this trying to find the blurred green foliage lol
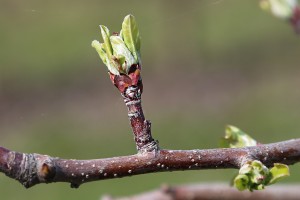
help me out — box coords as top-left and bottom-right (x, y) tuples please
(0, 0), (299, 199)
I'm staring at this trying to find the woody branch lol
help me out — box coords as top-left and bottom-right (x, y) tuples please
(0, 139), (299, 188)
(0, 14), (299, 191)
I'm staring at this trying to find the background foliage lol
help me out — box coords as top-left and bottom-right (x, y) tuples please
(0, 0), (299, 199)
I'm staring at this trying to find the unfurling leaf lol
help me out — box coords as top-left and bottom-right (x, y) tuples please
(122, 14), (141, 62)
(92, 39), (120, 75)
(91, 40), (108, 65)
(221, 125), (257, 148)
(92, 15), (142, 75)
(233, 160), (290, 191)
(110, 36), (135, 73)
(268, 163), (290, 184)
(100, 25), (113, 58)
(234, 174), (249, 191)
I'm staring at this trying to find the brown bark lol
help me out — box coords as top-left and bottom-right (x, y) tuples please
(0, 139), (299, 188)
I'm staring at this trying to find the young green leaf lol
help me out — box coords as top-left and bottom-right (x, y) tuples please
(91, 40), (108, 65)
(221, 125), (257, 148)
(100, 25), (113, 58)
(110, 35), (135, 73)
(122, 14), (141, 61)
(268, 163), (290, 185)
(107, 57), (120, 75)
(234, 174), (249, 191)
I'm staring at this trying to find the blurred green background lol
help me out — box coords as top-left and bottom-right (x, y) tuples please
(0, 0), (299, 199)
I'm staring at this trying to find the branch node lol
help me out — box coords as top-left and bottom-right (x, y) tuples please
(36, 155), (56, 182)
(239, 154), (255, 168)
(19, 153), (39, 188)
(137, 120), (159, 153)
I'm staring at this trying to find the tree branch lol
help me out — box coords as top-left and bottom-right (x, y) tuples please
(0, 139), (299, 188)
(1, 14), (299, 193)
(101, 183), (300, 200)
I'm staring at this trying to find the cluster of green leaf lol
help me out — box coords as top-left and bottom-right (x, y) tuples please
(234, 160), (289, 191)
(92, 15), (141, 75)
(221, 125), (290, 191)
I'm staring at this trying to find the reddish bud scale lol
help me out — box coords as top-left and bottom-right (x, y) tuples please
(109, 64), (142, 93)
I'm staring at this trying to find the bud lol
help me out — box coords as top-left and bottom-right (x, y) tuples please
(92, 15), (141, 75)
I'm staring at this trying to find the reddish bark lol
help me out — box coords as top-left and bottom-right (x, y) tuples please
(0, 139), (299, 188)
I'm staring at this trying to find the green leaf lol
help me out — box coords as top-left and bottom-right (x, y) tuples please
(221, 125), (257, 148)
(92, 40), (119, 75)
(107, 57), (120, 75)
(110, 35), (136, 73)
(119, 29), (123, 39)
(234, 174), (249, 191)
(100, 25), (113, 58)
(268, 163), (290, 185)
(253, 184), (265, 190)
(116, 55), (125, 66)
(121, 14), (141, 61)
(233, 160), (290, 191)
(234, 160), (270, 191)
(91, 40), (108, 65)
